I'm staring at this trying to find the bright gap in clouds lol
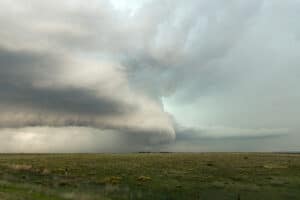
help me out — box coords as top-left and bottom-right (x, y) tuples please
(110, 0), (150, 15)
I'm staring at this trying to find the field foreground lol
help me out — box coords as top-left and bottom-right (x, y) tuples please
(0, 153), (299, 200)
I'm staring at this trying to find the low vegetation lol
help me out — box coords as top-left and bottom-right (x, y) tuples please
(0, 153), (299, 199)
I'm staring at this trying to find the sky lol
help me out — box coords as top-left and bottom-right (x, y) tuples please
(0, 0), (300, 152)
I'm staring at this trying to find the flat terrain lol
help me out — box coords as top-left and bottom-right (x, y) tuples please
(0, 153), (299, 200)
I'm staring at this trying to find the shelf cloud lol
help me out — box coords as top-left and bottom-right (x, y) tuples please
(0, 0), (299, 152)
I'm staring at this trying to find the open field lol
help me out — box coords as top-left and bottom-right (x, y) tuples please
(0, 153), (299, 200)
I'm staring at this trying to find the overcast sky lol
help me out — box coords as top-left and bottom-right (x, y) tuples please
(0, 0), (299, 152)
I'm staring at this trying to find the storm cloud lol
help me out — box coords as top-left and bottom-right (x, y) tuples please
(0, 0), (300, 152)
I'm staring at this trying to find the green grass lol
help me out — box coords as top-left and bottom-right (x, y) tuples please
(0, 153), (299, 199)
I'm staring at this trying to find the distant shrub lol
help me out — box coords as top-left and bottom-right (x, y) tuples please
(42, 168), (51, 175)
(97, 176), (122, 185)
(137, 176), (152, 182)
(10, 164), (32, 171)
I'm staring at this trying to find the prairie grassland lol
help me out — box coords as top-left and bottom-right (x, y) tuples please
(0, 153), (299, 199)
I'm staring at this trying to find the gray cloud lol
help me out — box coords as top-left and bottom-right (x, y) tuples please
(0, 0), (299, 152)
(0, 127), (157, 153)
(0, 0), (176, 146)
